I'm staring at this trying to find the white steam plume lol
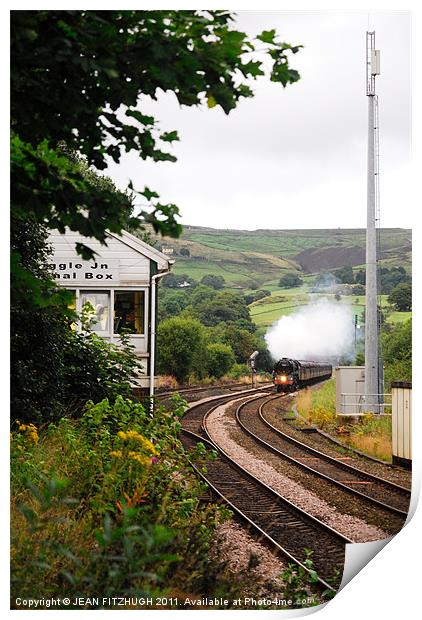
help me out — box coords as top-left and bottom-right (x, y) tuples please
(265, 298), (355, 361)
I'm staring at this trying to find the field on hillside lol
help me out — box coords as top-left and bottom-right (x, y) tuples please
(180, 226), (411, 262)
(146, 224), (412, 330)
(150, 225), (411, 289)
(249, 287), (310, 326)
(250, 289), (411, 329)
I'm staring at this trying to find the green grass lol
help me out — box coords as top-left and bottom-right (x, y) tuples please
(250, 303), (303, 327)
(172, 258), (257, 286)
(249, 287), (308, 323)
(180, 226), (411, 262)
(249, 289), (412, 329)
(295, 379), (393, 461)
(388, 311), (412, 324)
(150, 225), (411, 298)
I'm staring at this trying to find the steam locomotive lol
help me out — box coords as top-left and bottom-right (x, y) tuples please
(272, 358), (332, 393)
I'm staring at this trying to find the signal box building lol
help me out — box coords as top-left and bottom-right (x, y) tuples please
(48, 228), (173, 393)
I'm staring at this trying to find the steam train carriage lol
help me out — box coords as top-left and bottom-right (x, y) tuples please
(273, 357), (332, 393)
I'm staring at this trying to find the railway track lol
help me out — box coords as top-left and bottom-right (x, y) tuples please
(156, 382), (271, 407)
(236, 394), (411, 517)
(157, 381), (248, 397)
(180, 392), (349, 592)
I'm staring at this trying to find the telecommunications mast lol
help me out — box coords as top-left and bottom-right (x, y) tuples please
(364, 32), (383, 412)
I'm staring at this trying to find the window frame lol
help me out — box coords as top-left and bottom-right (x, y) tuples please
(112, 289), (147, 337)
(65, 286), (149, 348)
(78, 289), (112, 335)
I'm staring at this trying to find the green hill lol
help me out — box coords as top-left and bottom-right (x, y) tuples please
(142, 225), (411, 330)
(151, 225), (411, 289)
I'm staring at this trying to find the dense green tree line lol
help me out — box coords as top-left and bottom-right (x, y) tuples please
(334, 265), (411, 295)
(157, 283), (272, 382)
(356, 320), (411, 389)
(382, 320), (412, 389)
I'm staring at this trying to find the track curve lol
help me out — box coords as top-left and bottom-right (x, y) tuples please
(235, 395), (410, 517)
(180, 392), (349, 591)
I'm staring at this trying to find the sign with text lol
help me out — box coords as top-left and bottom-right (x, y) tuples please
(48, 258), (120, 283)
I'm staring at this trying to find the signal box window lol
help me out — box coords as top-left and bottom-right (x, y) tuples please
(114, 291), (145, 335)
(67, 290), (76, 312)
(80, 291), (110, 334)
(67, 290), (77, 331)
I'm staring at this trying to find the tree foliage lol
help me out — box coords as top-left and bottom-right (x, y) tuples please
(200, 274), (225, 289)
(279, 272), (303, 288)
(388, 282), (412, 312)
(11, 10), (301, 266)
(11, 10), (300, 407)
(212, 325), (258, 364)
(161, 273), (197, 289)
(382, 320), (412, 388)
(345, 266), (411, 294)
(194, 291), (255, 331)
(205, 343), (236, 378)
(333, 266), (354, 284)
(156, 317), (206, 382)
(156, 283), (272, 378)
(380, 266), (411, 295)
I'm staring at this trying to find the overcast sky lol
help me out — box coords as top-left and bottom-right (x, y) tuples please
(104, 10), (411, 231)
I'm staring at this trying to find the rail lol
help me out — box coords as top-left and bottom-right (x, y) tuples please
(180, 391), (348, 592)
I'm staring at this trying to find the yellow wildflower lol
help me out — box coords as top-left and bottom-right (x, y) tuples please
(28, 431), (39, 445)
(17, 422), (39, 444)
(116, 430), (158, 455)
(140, 437), (158, 455)
(124, 430), (139, 440)
(110, 450), (123, 459)
(128, 451), (151, 466)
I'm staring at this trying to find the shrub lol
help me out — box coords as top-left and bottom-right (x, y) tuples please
(205, 343), (236, 379)
(11, 321), (142, 426)
(11, 305), (71, 426)
(279, 272), (303, 288)
(156, 375), (179, 391)
(156, 317), (206, 383)
(61, 330), (142, 414)
(382, 319), (412, 388)
(200, 274), (225, 289)
(227, 363), (250, 379)
(11, 396), (230, 603)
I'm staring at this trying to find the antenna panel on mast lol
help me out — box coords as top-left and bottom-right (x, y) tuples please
(371, 50), (381, 75)
(366, 32), (380, 95)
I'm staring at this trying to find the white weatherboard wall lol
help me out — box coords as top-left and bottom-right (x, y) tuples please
(50, 229), (153, 284)
(48, 229), (172, 388)
(391, 382), (412, 467)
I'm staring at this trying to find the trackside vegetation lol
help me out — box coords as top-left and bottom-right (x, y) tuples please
(295, 318), (412, 463)
(11, 8), (412, 607)
(156, 283), (273, 383)
(11, 396), (326, 609)
(295, 381), (393, 461)
(11, 396), (232, 605)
